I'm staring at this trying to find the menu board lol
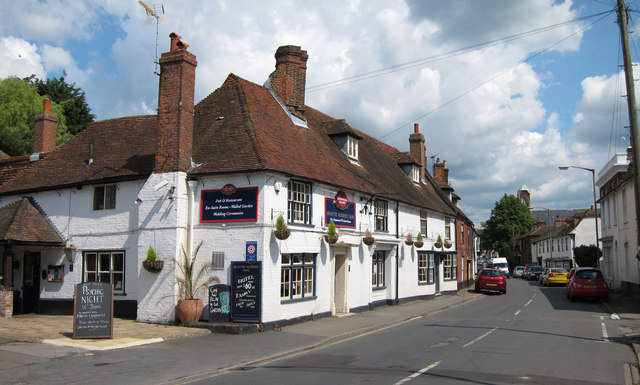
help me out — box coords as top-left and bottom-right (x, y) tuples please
(209, 284), (230, 322)
(73, 282), (113, 339)
(230, 262), (261, 322)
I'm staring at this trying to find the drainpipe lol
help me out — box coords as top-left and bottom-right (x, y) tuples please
(395, 200), (400, 305)
(187, 179), (198, 259)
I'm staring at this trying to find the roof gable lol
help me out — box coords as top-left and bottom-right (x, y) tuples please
(0, 197), (64, 245)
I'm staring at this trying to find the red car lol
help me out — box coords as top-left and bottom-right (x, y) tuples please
(475, 268), (507, 294)
(567, 267), (608, 302)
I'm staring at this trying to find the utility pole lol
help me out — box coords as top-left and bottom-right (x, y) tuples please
(617, 0), (640, 259)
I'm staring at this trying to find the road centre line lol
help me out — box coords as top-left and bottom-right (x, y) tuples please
(600, 316), (609, 342)
(463, 328), (497, 348)
(524, 299), (533, 307)
(393, 361), (442, 385)
(514, 310), (521, 316)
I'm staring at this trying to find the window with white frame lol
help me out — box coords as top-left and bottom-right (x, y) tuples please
(445, 217), (451, 240)
(83, 251), (125, 294)
(411, 165), (419, 182)
(287, 180), (312, 225)
(280, 253), (315, 300)
(418, 252), (435, 284)
(420, 211), (427, 237)
(347, 135), (358, 159)
(372, 251), (385, 288)
(93, 185), (116, 210)
(612, 194), (618, 226)
(443, 254), (457, 280)
(375, 200), (388, 232)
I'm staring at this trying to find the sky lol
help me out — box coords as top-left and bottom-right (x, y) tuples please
(0, 0), (637, 228)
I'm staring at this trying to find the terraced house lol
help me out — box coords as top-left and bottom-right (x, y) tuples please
(0, 34), (475, 326)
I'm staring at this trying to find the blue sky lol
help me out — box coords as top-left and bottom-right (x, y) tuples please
(0, 0), (637, 227)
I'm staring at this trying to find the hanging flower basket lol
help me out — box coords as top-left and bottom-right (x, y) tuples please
(363, 236), (375, 246)
(434, 242), (443, 249)
(142, 260), (164, 273)
(414, 241), (424, 248)
(274, 228), (291, 240)
(444, 240), (453, 249)
(325, 235), (339, 244)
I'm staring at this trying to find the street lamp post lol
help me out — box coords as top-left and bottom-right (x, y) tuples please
(558, 166), (600, 250)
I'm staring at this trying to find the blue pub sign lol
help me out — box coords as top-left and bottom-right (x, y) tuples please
(200, 184), (258, 223)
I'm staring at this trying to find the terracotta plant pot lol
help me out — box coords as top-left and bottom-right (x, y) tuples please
(274, 228), (291, 240)
(324, 235), (338, 244)
(414, 241), (424, 248)
(176, 298), (203, 324)
(142, 260), (164, 273)
(363, 236), (375, 246)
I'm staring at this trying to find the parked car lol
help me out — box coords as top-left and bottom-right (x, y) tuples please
(541, 267), (568, 287)
(512, 266), (525, 278)
(474, 268), (507, 294)
(526, 265), (545, 281)
(566, 267), (608, 302)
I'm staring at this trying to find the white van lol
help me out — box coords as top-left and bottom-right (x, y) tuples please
(487, 257), (510, 278)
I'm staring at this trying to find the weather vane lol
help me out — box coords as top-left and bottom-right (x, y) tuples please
(138, 0), (164, 76)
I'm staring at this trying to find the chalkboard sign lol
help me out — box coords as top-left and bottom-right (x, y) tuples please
(230, 261), (261, 323)
(73, 282), (113, 339)
(209, 284), (230, 322)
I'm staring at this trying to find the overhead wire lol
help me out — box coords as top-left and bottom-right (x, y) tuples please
(378, 9), (616, 140)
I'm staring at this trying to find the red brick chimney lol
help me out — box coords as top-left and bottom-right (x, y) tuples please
(268, 45), (308, 119)
(33, 99), (57, 153)
(433, 158), (444, 182)
(155, 32), (197, 173)
(409, 123), (426, 179)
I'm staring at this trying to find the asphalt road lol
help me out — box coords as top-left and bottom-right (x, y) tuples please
(0, 279), (634, 384)
(181, 279), (632, 385)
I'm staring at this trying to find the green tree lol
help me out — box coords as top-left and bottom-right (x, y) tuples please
(29, 74), (94, 135)
(481, 194), (536, 265)
(0, 77), (69, 156)
(573, 245), (601, 267)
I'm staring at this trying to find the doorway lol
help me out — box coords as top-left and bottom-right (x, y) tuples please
(22, 252), (40, 313)
(333, 254), (348, 315)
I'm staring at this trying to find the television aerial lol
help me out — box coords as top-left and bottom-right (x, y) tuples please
(138, 1), (164, 75)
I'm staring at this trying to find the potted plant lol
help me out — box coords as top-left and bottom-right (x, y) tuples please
(324, 220), (339, 244)
(444, 238), (453, 248)
(405, 234), (414, 246)
(363, 229), (375, 246)
(414, 233), (424, 248)
(434, 235), (443, 249)
(174, 242), (217, 324)
(274, 215), (291, 240)
(142, 245), (164, 273)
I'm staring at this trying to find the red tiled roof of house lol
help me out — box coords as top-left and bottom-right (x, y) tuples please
(0, 197), (64, 244)
(0, 73), (456, 216)
(0, 115), (157, 194)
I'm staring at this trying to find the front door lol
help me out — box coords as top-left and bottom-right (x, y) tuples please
(333, 254), (348, 314)
(22, 252), (40, 313)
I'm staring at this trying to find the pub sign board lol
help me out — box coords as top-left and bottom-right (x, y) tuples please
(73, 282), (113, 339)
(324, 195), (356, 229)
(230, 261), (261, 323)
(200, 184), (258, 223)
(209, 284), (230, 322)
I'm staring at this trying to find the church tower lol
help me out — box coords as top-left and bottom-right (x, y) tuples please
(517, 184), (531, 209)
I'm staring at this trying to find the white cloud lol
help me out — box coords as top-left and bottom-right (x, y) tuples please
(41, 45), (76, 73)
(0, 36), (45, 79)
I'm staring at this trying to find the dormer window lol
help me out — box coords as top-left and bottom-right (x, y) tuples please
(410, 165), (419, 183)
(347, 135), (358, 159)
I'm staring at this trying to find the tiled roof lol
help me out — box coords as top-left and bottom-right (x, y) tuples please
(0, 73), (456, 216)
(0, 197), (64, 245)
(0, 150), (9, 160)
(193, 75), (455, 214)
(0, 116), (157, 194)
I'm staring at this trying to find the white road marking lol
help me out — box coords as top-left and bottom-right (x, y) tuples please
(524, 299), (533, 307)
(393, 361), (442, 385)
(463, 328), (497, 348)
(600, 316), (609, 342)
(514, 310), (521, 316)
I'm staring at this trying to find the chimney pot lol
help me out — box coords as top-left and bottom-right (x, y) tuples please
(414, 123), (419, 133)
(169, 32), (182, 52)
(43, 99), (51, 113)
